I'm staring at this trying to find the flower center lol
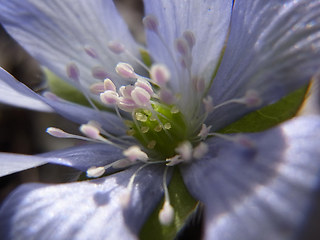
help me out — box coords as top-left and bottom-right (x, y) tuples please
(127, 102), (187, 159)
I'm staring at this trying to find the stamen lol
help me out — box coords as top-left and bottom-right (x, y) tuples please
(175, 141), (193, 161)
(142, 15), (159, 32)
(193, 142), (208, 159)
(212, 90), (262, 111)
(150, 64), (171, 86)
(84, 45), (99, 59)
(123, 145), (149, 162)
(111, 159), (135, 169)
(66, 63), (80, 81)
(159, 167), (174, 226)
(159, 88), (175, 104)
(90, 82), (105, 95)
(66, 62), (100, 112)
(46, 127), (73, 138)
(135, 79), (154, 96)
(203, 96), (214, 113)
(46, 127), (98, 142)
(166, 155), (183, 166)
(91, 66), (110, 80)
(198, 124), (212, 140)
(43, 91), (59, 101)
(118, 85), (133, 98)
(242, 90), (262, 107)
(118, 97), (137, 112)
(175, 38), (190, 57)
(80, 124), (102, 140)
(131, 87), (151, 107)
(86, 166), (105, 178)
(104, 78), (117, 92)
(108, 41), (125, 54)
(116, 62), (137, 79)
(183, 30), (196, 49)
(100, 90), (119, 105)
(121, 164), (149, 207)
(147, 140), (157, 149)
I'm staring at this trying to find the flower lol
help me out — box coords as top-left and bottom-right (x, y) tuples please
(1, 0), (320, 239)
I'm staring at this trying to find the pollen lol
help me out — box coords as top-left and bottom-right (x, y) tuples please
(129, 102), (188, 158)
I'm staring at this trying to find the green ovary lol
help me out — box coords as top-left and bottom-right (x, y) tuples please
(127, 103), (188, 159)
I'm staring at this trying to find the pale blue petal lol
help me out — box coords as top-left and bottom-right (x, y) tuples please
(0, 165), (167, 240)
(143, 0), (233, 90)
(0, 153), (48, 177)
(181, 116), (320, 240)
(0, 144), (123, 177)
(41, 96), (126, 136)
(0, 65), (125, 135)
(0, 0), (142, 90)
(0, 67), (52, 112)
(39, 143), (123, 172)
(208, 0), (320, 129)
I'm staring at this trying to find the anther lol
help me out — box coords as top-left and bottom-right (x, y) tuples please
(108, 41), (125, 54)
(135, 79), (154, 96)
(80, 124), (102, 140)
(159, 202), (174, 226)
(150, 64), (171, 86)
(147, 140), (156, 149)
(104, 78), (117, 92)
(100, 90), (119, 105)
(198, 124), (212, 140)
(123, 146), (148, 162)
(84, 46), (99, 59)
(90, 82), (105, 95)
(242, 90), (262, 107)
(135, 112), (148, 122)
(203, 96), (214, 113)
(175, 141), (193, 161)
(159, 167), (174, 226)
(193, 142), (208, 159)
(141, 126), (150, 133)
(46, 127), (71, 138)
(143, 15), (159, 32)
(43, 92), (59, 101)
(66, 63), (80, 81)
(175, 38), (190, 57)
(159, 88), (175, 105)
(131, 87), (151, 107)
(183, 30), (196, 49)
(154, 125), (162, 132)
(118, 97), (137, 112)
(119, 85), (135, 98)
(116, 62), (137, 79)
(86, 166), (105, 178)
(91, 66), (110, 80)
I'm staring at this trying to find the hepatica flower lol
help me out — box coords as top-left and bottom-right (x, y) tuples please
(1, 0), (320, 239)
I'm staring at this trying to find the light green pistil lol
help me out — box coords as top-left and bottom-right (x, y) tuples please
(127, 103), (187, 159)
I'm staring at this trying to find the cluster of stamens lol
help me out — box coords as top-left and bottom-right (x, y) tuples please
(45, 14), (262, 226)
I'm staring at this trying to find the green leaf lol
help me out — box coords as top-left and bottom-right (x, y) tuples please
(140, 168), (197, 240)
(219, 85), (308, 133)
(140, 49), (152, 68)
(44, 68), (109, 111)
(45, 68), (91, 107)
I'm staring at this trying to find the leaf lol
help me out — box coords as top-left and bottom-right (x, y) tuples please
(44, 69), (110, 111)
(140, 168), (197, 240)
(219, 85), (308, 133)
